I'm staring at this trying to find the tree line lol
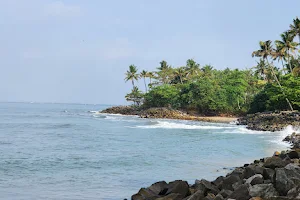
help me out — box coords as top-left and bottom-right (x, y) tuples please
(125, 17), (300, 115)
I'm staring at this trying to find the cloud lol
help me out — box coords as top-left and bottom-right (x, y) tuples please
(44, 1), (82, 17)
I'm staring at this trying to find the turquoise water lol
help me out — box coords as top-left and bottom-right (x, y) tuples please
(0, 102), (292, 200)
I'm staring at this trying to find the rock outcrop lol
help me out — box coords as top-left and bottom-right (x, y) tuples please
(237, 111), (300, 131)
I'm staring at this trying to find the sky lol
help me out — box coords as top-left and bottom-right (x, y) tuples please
(0, 0), (299, 105)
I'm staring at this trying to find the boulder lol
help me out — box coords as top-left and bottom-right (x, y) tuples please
(218, 189), (233, 198)
(288, 151), (299, 159)
(185, 190), (205, 200)
(222, 175), (241, 191)
(202, 193), (215, 200)
(228, 184), (251, 200)
(263, 168), (275, 182)
(275, 168), (297, 196)
(194, 179), (220, 196)
(166, 180), (190, 197)
(245, 174), (264, 185)
(244, 165), (264, 179)
(149, 181), (168, 195)
(263, 157), (287, 169)
(212, 176), (224, 189)
(287, 186), (300, 199)
(214, 194), (224, 200)
(131, 188), (158, 200)
(249, 184), (279, 198)
(230, 167), (246, 179)
(155, 193), (183, 200)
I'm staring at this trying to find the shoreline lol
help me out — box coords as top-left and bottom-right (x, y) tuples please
(130, 133), (300, 200)
(100, 106), (238, 124)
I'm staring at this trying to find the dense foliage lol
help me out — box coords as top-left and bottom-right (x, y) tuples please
(124, 17), (300, 116)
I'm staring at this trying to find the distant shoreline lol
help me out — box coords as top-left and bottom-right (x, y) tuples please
(100, 106), (238, 124)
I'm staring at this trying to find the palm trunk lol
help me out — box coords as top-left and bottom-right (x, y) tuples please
(132, 80), (135, 89)
(266, 58), (294, 111)
(143, 77), (147, 93)
(180, 76), (183, 84)
(287, 50), (293, 73)
(281, 59), (287, 75)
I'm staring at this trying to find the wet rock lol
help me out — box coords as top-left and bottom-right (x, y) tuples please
(249, 184), (279, 198)
(101, 106), (140, 115)
(288, 151), (299, 159)
(228, 184), (251, 200)
(231, 167), (245, 179)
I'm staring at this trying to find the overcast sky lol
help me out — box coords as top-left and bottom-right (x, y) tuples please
(0, 0), (299, 104)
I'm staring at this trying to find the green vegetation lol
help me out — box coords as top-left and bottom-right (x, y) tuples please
(124, 17), (300, 116)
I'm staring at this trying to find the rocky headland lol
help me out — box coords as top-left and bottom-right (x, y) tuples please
(100, 106), (237, 123)
(237, 111), (300, 132)
(129, 132), (300, 200)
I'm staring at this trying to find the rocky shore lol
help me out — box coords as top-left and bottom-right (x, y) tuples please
(237, 111), (300, 132)
(129, 132), (300, 200)
(100, 106), (237, 123)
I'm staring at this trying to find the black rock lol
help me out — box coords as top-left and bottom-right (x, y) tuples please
(228, 184), (251, 200)
(263, 156), (288, 169)
(249, 183), (279, 198)
(194, 179), (220, 196)
(222, 175), (241, 191)
(148, 181), (168, 195)
(166, 180), (190, 197)
(218, 189), (233, 198)
(263, 168), (275, 182)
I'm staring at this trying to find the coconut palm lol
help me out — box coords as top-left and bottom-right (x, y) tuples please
(147, 72), (155, 85)
(140, 70), (148, 93)
(174, 67), (188, 84)
(272, 43), (288, 74)
(253, 40), (294, 111)
(125, 86), (144, 106)
(125, 65), (139, 89)
(290, 17), (300, 43)
(157, 60), (172, 84)
(186, 59), (200, 77)
(275, 32), (298, 73)
(253, 59), (268, 81)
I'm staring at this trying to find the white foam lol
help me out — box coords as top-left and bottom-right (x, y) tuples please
(135, 121), (236, 130)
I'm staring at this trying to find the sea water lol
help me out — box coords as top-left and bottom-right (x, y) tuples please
(0, 102), (294, 200)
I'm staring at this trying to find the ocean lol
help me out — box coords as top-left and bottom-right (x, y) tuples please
(0, 102), (293, 200)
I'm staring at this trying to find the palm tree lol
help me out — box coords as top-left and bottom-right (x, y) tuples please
(275, 32), (298, 73)
(253, 59), (267, 81)
(140, 70), (148, 93)
(290, 17), (300, 44)
(157, 60), (172, 84)
(147, 72), (155, 85)
(174, 67), (188, 84)
(272, 43), (288, 74)
(252, 40), (294, 111)
(186, 59), (200, 77)
(125, 65), (139, 89)
(125, 86), (144, 106)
